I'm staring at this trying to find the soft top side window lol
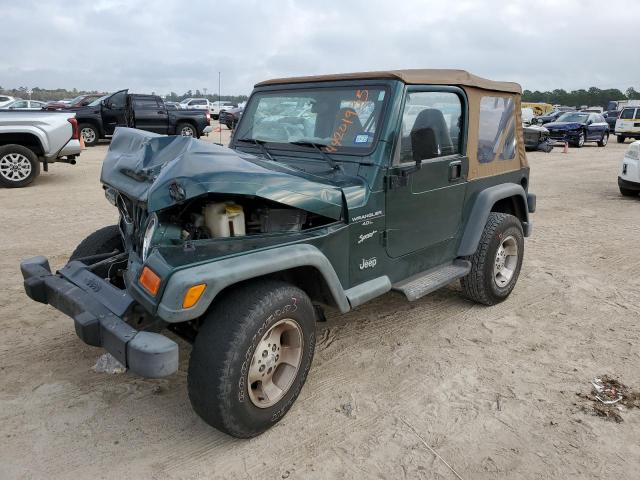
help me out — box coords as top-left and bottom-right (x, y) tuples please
(396, 91), (462, 165)
(478, 95), (516, 164)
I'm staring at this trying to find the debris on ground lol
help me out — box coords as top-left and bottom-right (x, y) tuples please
(577, 376), (640, 422)
(92, 353), (127, 374)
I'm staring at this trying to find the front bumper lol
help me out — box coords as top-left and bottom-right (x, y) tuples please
(20, 256), (178, 378)
(547, 129), (580, 142)
(618, 176), (640, 192)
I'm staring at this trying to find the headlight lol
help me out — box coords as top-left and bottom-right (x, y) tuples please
(142, 214), (158, 261)
(626, 144), (640, 161)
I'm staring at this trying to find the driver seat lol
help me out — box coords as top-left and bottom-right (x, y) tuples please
(410, 108), (453, 161)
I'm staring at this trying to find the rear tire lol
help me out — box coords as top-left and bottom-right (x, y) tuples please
(597, 133), (608, 147)
(460, 212), (524, 306)
(177, 122), (197, 138)
(79, 123), (99, 146)
(0, 144), (40, 188)
(617, 135), (626, 144)
(188, 279), (316, 438)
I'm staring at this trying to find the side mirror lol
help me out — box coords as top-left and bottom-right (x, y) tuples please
(101, 100), (109, 108)
(587, 119), (593, 125)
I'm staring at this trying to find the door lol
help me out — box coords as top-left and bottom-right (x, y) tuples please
(385, 87), (468, 259)
(102, 89), (128, 135)
(130, 97), (169, 134)
(587, 114), (607, 140)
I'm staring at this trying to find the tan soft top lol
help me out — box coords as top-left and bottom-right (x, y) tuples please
(256, 69), (521, 94)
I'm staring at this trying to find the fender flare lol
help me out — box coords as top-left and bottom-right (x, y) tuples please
(0, 128), (48, 154)
(457, 183), (530, 257)
(156, 244), (350, 322)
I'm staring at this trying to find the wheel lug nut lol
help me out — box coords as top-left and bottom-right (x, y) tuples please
(259, 365), (265, 372)
(262, 350), (268, 357)
(272, 345), (276, 352)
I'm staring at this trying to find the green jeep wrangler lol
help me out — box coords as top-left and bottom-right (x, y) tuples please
(21, 69), (535, 438)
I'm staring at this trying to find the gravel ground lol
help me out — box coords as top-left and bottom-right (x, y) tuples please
(1, 127), (639, 479)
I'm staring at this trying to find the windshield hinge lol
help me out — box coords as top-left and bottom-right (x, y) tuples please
(381, 230), (388, 247)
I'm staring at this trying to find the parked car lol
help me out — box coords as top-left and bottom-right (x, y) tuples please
(604, 110), (620, 132)
(2, 100), (47, 110)
(179, 98), (210, 112)
(165, 101), (181, 110)
(523, 124), (553, 152)
(615, 106), (640, 143)
(544, 111), (609, 147)
(44, 94), (104, 111)
(531, 109), (565, 125)
(0, 110), (81, 187)
(0, 95), (17, 108)
(20, 69), (535, 438)
(618, 140), (640, 197)
(210, 101), (236, 119)
(218, 106), (243, 129)
(73, 90), (211, 146)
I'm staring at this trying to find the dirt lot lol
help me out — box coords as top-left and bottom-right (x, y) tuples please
(1, 127), (639, 479)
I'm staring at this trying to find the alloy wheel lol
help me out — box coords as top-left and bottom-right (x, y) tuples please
(247, 318), (304, 408)
(81, 127), (96, 144)
(0, 153), (32, 182)
(494, 235), (519, 288)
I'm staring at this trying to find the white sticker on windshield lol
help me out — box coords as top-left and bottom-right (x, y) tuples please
(354, 134), (370, 144)
(378, 91), (385, 101)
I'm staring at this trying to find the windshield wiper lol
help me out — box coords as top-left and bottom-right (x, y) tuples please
(289, 141), (341, 171)
(235, 138), (275, 161)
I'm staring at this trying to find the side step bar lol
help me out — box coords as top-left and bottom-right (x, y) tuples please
(392, 260), (471, 301)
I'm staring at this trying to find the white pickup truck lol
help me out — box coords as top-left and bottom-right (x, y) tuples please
(209, 101), (236, 119)
(0, 110), (81, 187)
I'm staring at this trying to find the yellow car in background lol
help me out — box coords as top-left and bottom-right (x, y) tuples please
(522, 102), (554, 117)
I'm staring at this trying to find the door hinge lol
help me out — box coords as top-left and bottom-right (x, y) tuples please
(384, 173), (409, 190)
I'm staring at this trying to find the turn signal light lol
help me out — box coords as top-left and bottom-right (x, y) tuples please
(139, 266), (161, 296)
(183, 283), (206, 308)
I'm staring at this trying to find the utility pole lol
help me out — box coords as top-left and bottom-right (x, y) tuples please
(218, 72), (222, 144)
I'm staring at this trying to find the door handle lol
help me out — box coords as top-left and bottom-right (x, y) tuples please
(448, 160), (462, 181)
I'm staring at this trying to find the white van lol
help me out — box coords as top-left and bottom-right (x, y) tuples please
(618, 141), (640, 197)
(615, 107), (640, 143)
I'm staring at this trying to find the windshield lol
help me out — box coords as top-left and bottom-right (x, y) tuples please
(68, 95), (85, 104)
(88, 94), (109, 107)
(234, 86), (388, 154)
(557, 112), (589, 123)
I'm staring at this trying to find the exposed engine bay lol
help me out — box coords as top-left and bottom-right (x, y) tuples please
(162, 194), (334, 243)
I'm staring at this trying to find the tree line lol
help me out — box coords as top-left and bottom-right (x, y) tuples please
(0, 86), (248, 104)
(523, 87), (640, 109)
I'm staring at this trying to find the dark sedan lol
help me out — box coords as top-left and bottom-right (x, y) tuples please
(544, 112), (609, 147)
(219, 106), (243, 129)
(531, 110), (564, 125)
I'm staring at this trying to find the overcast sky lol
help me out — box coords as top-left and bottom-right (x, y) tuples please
(3, 0), (638, 96)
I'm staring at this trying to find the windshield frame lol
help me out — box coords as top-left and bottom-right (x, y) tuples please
(232, 81), (392, 157)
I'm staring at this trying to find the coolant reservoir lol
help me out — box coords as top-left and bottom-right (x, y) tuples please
(203, 202), (246, 237)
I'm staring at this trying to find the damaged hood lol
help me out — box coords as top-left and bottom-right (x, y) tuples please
(101, 128), (365, 219)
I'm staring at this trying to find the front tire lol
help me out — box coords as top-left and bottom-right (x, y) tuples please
(0, 144), (40, 188)
(573, 131), (585, 148)
(597, 133), (608, 147)
(188, 279), (316, 438)
(70, 225), (123, 261)
(460, 212), (524, 306)
(79, 123), (99, 146)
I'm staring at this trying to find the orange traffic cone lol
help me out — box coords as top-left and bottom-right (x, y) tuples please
(563, 141), (568, 154)
(214, 126), (221, 133)
(80, 134), (86, 150)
